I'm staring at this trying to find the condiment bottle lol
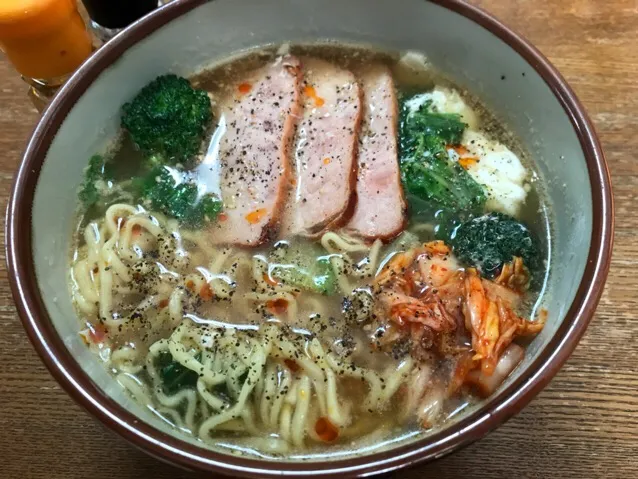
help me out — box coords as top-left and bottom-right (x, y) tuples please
(0, 0), (94, 111)
(81, 0), (158, 43)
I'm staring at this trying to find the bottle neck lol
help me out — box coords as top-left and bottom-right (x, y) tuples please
(87, 18), (122, 43)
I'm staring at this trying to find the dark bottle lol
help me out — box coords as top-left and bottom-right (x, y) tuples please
(82, 0), (158, 42)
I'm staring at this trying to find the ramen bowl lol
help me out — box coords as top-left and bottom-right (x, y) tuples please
(6, 0), (612, 476)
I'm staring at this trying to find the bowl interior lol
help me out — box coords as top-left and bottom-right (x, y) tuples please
(26, 0), (592, 470)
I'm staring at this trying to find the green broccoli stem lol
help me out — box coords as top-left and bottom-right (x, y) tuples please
(78, 154), (110, 208)
(269, 244), (337, 295)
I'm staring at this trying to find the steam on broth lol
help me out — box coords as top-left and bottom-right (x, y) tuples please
(69, 44), (551, 458)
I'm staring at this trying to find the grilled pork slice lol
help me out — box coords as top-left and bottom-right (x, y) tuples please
(345, 65), (406, 241)
(280, 57), (362, 238)
(210, 56), (302, 246)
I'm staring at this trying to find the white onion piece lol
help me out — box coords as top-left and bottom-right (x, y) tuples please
(416, 382), (446, 428)
(467, 344), (525, 397)
(401, 364), (433, 422)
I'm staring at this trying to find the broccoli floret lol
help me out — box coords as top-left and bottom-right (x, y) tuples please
(121, 74), (212, 166)
(399, 95), (486, 214)
(78, 154), (114, 208)
(269, 244), (337, 295)
(451, 212), (539, 278)
(138, 167), (222, 228)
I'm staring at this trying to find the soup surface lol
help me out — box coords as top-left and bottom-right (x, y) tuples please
(69, 44), (551, 458)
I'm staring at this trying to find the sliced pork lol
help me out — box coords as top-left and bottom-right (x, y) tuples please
(210, 56), (302, 246)
(280, 57), (362, 238)
(345, 65), (406, 240)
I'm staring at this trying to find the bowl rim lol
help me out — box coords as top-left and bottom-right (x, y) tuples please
(5, 0), (613, 477)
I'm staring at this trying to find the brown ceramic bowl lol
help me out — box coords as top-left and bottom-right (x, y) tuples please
(6, 0), (613, 477)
